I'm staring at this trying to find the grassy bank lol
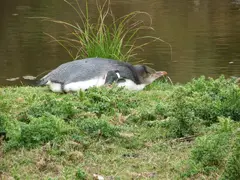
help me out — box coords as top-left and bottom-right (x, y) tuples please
(0, 76), (239, 179)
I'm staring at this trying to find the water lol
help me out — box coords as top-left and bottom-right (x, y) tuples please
(0, 0), (240, 86)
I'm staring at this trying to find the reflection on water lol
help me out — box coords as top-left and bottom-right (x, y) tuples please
(0, 0), (240, 86)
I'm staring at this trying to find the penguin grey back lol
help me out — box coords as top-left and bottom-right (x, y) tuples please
(38, 58), (142, 85)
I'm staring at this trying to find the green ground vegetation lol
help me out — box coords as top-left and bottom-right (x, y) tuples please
(0, 76), (240, 179)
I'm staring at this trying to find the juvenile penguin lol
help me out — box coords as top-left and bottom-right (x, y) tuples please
(37, 58), (167, 92)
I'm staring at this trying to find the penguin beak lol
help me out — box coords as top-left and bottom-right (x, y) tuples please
(153, 71), (168, 78)
(143, 70), (167, 84)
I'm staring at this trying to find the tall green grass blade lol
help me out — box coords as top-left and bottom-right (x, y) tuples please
(33, 0), (172, 62)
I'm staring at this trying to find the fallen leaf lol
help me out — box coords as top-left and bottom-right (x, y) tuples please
(16, 97), (25, 103)
(6, 77), (19, 81)
(119, 132), (134, 138)
(93, 174), (104, 180)
(22, 75), (36, 80)
(0, 173), (15, 180)
(36, 158), (47, 171)
(130, 172), (157, 178)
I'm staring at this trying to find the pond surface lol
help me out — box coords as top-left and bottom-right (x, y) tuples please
(1, 0), (240, 86)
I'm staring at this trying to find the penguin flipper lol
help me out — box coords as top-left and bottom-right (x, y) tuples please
(104, 70), (126, 84)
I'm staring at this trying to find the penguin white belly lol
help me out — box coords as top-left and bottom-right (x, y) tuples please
(47, 81), (62, 93)
(46, 77), (146, 92)
(117, 79), (146, 91)
(47, 76), (106, 92)
(63, 76), (106, 92)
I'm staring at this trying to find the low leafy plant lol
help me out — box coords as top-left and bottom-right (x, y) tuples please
(127, 110), (157, 124)
(159, 76), (240, 138)
(18, 95), (78, 122)
(220, 125), (240, 180)
(0, 114), (6, 132)
(75, 168), (87, 180)
(185, 76), (240, 123)
(181, 117), (240, 178)
(82, 87), (140, 116)
(158, 87), (203, 138)
(74, 117), (120, 139)
(0, 91), (11, 114)
(4, 115), (73, 150)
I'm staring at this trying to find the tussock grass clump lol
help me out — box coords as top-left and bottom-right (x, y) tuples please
(39, 0), (171, 62)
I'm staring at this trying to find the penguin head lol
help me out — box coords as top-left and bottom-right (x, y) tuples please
(134, 65), (167, 84)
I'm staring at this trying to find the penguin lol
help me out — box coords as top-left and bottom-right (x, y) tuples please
(37, 58), (167, 92)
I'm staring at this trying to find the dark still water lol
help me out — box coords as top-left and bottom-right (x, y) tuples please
(1, 0), (240, 86)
